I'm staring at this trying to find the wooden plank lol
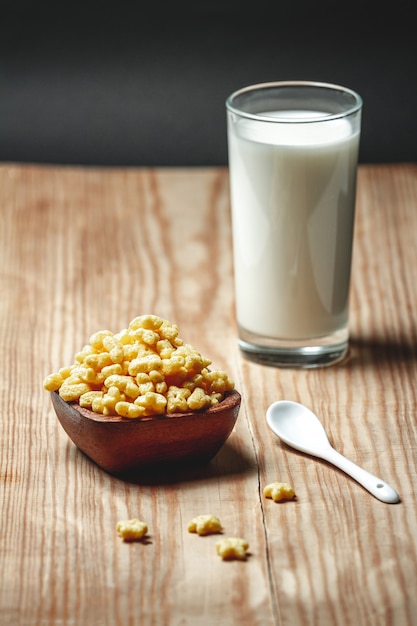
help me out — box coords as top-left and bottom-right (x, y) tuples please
(0, 164), (416, 626)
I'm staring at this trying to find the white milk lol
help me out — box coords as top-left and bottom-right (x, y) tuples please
(228, 111), (360, 340)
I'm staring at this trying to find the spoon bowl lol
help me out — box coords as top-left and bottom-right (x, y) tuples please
(266, 400), (400, 504)
(266, 400), (333, 455)
(51, 389), (241, 475)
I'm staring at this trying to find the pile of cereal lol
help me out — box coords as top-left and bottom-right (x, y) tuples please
(43, 314), (234, 419)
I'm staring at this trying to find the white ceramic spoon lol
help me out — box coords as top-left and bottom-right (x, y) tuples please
(266, 400), (400, 504)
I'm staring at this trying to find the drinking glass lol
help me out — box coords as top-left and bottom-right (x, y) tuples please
(226, 81), (362, 367)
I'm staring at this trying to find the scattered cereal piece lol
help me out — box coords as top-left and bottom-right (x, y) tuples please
(216, 537), (249, 561)
(187, 515), (222, 536)
(263, 482), (296, 502)
(116, 518), (148, 542)
(43, 315), (234, 418)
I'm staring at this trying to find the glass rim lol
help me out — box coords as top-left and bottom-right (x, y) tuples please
(226, 80), (363, 123)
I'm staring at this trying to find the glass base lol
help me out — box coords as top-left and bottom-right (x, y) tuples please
(238, 327), (349, 368)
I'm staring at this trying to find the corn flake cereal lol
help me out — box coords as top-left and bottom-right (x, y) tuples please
(44, 315), (234, 419)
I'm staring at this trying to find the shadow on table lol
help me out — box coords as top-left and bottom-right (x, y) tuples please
(108, 438), (256, 486)
(345, 335), (417, 368)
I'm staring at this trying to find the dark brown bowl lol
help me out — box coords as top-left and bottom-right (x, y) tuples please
(51, 389), (241, 474)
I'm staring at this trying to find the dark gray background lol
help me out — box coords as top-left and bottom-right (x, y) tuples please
(1, 2), (416, 166)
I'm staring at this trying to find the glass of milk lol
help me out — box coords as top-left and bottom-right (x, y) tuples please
(226, 81), (362, 367)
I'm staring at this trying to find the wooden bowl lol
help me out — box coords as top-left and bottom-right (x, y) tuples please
(51, 390), (241, 474)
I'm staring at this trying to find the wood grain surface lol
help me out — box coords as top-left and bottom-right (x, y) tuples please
(1, 164), (416, 626)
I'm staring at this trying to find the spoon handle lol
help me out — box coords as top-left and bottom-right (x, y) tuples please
(322, 448), (400, 504)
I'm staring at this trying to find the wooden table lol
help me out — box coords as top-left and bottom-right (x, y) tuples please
(1, 163), (416, 626)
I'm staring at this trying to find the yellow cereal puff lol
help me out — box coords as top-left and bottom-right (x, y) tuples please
(128, 354), (163, 376)
(58, 366), (74, 379)
(74, 345), (95, 363)
(166, 386), (191, 413)
(114, 328), (134, 345)
(116, 518), (148, 542)
(71, 366), (96, 383)
(187, 515), (222, 536)
(59, 383), (91, 402)
(156, 339), (174, 359)
(104, 374), (131, 390)
(102, 335), (121, 351)
(115, 401), (144, 419)
(135, 372), (150, 384)
(148, 369), (164, 383)
(129, 314), (163, 331)
(43, 373), (64, 392)
(102, 386), (125, 413)
(135, 392), (167, 416)
(162, 355), (187, 378)
(91, 395), (106, 414)
(89, 330), (113, 350)
(124, 380), (141, 400)
(79, 391), (104, 408)
(84, 352), (113, 371)
(155, 381), (167, 394)
(216, 537), (249, 561)
(187, 387), (211, 411)
(263, 482), (296, 502)
(122, 344), (141, 360)
(101, 363), (123, 378)
(59, 373), (81, 386)
(137, 381), (155, 396)
(159, 321), (180, 343)
(203, 370), (235, 394)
